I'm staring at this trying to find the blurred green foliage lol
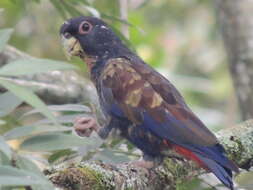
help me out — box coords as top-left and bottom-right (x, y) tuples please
(0, 0), (245, 189)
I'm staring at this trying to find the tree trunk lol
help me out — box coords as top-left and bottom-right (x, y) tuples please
(215, 0), (253, 120)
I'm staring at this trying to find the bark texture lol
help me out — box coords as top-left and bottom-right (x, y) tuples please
(47, 120), (253, 190)
(215, 0), (253, 120)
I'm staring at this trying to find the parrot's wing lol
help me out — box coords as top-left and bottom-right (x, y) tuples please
(99, 57), (218, 147)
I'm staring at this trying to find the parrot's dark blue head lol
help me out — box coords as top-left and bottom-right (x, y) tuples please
(60, 16), (128, 61)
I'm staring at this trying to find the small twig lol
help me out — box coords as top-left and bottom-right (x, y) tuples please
(119, 0), (129, 38)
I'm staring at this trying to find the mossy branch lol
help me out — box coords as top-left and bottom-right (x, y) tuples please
(47, 120), (253, 190)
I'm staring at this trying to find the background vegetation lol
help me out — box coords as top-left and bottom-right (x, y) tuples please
(0, 0), (249, 189)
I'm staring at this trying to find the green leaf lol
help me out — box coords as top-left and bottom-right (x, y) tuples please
(0, 120), (6, 126)
(0, 151), (11, 165)
(0, 29), (13, 52)
(176, 178), (202, 190)
(16, 155), (55, 190)
(235, 170), (253, 188)
(4, 125), (70, 140)
(35, 113), (87, 125)
(102, 14), (133, 26)
(0, 166), (50, 186)
(16, 155), (44, 177)
(20, 133), (101, 151)
(47, 104), (91, 112)
(0, 186), (13, 190)
(50, 0), (68, 19)
(48, 149), (76, 164)
(0, 136), (12, 159)
(75, 0), (91, 6)
(135, 0), (150, 9)
(61, 0), (83, 17)
(0, 91), (23, 117)
(22, 104), (91, 117)
(82, 5), (100, 18)
(0, 78), (57, 124)
(92, 148), (130, 164)
(0, 58), (77, 76)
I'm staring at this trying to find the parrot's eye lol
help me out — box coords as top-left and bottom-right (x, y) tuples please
(79, 21), (92, 34)
(64, 32), (72, 39)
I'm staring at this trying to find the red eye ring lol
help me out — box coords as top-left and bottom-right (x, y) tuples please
(79, 21), (92, 34)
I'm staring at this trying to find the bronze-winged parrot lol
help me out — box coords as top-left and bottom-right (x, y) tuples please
(60, 16), (239, 189)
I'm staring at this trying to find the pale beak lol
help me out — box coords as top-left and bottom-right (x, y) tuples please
(61, 35), (83, 60)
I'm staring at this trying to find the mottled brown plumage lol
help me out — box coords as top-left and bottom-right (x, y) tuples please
(101, 58), (218, 146)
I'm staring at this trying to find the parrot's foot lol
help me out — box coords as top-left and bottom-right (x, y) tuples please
(128, 155), (163, 170)
(129, 159), (155, 169)
(73, 117), (100, 137)
(127, 160), (154, 176)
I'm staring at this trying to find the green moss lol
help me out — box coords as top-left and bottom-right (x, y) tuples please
(156, 158), (188, 189)
(78, 167), (104, 190)
(163, 158), (192, 179)
(50, 166), (107, 190)
(217, 120), (253, 168)
(226, 137), (244, 163)
(160, 157), (202, 190)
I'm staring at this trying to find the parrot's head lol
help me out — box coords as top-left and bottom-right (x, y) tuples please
(60, 16), (127, 63)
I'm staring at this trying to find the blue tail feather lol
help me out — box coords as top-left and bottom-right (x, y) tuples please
(198, 144), (238, 173)
(183, 144), (239, 173)
(196, 153), (234, 190)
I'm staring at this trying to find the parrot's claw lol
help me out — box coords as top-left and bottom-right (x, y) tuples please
(73, 117), (100, 137)
(128, 154), (163, 171)
(129, 159), (155, 169)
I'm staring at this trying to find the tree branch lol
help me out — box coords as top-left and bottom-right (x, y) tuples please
(47, 120), (253, 190)
(0, 45), (98, 105)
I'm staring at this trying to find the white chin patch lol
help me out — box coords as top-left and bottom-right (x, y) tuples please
(100, 25), (108, 29)
(63, 21), (70, 25)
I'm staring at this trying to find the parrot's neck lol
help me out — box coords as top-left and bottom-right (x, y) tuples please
(89, 58), (106, 84)
(81, 56), (97, 72)
(87, 44), (141, 84)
